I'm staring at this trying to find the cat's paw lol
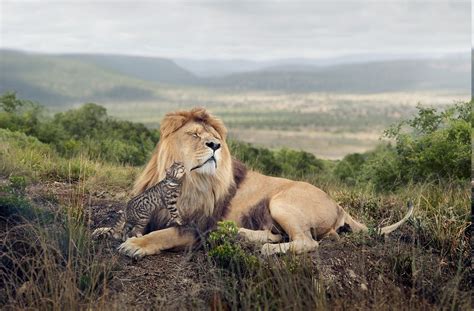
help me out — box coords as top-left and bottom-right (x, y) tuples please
(91, 227), (111, 239)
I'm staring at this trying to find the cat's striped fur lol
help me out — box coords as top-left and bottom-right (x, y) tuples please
(92, 162), (186, 241)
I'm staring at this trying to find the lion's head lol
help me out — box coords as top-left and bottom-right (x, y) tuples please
(133, 108), (240, 230)
(158, 107), (229, 176)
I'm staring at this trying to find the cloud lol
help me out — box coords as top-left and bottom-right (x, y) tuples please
(1, 0), (470, 59)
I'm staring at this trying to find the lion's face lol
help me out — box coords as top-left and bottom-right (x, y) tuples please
(167, 121), (225, 176)
(133, 108), (233, 197)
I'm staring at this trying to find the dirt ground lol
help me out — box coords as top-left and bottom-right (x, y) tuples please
(8, 181), (469, 310)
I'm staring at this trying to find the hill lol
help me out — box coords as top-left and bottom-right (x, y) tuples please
(202, 57), (470, 93)
(62, 53), (197, 85)
(0, 50), (191, 105)
(0, 49), (470, 106)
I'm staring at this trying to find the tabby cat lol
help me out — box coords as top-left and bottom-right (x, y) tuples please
(92, 162), (186, 241)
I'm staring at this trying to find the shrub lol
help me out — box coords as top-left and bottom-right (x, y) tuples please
(42, 103), (159, 165)
(229, 140), (326, 178)
(334, 153), (366, 185)
(0, 93), (160, 165)
(207, 221), (258, 272)
(229, 140), (283, 175)
(385, 102), (470, 183)
(274, 148), (325, 177)
(359, 145), (402, 191)
(0, 91), (43, 137)
(334, 101), (471, 190)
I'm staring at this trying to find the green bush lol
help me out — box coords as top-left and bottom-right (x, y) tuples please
(229, 140), (283, 175)
(387, 102), (470, 182)
(359, 145), (403, 191)
(0, 91), (42, 137)
(41, 103), (159, 165)
(334, 101), (471, 190)
(334, 152), (366, 185)
(207, 221), (258, 272)
(274, 148), (325, 177)
(229, 140), (326, 178)
(0, 93), (159, 165)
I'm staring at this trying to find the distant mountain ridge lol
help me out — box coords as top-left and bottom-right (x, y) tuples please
(202, 57), (470, 93)
(176, 52), (468, 77)
(0, 49), (470, 105)
(62, 53), (198, 85)
(0, 49), (205, 105)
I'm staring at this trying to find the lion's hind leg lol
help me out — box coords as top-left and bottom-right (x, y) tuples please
(320, 229), (340, 242)
(238, 228), (282, 244)
(261, 239), (319, 256)
(260, 195), (319, 256)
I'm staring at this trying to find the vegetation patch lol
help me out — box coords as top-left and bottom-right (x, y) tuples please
(0, 176), (116, 309)
(334, 102), (471, 191)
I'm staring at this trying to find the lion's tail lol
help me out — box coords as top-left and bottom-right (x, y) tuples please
(342, 210), (368, 233)
(343, 201), (414, 235)
(132, 147), (160, 196)
(379, 201), (414, 235)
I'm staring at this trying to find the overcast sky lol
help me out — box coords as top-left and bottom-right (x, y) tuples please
(0, 0), (471, 60)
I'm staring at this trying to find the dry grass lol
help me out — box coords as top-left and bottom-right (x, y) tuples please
(0, 178), (117, 310)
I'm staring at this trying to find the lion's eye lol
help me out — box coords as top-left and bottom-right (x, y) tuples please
(191, 133), (199, 138)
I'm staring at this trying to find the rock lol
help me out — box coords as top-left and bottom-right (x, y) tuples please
(360, 283), (368, 291)
(348, 269), (357, 279)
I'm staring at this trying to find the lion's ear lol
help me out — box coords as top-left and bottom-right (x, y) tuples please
(160, 113), (188, 138)
(189, 107), (228, 139)
(209, 117), (227, 139)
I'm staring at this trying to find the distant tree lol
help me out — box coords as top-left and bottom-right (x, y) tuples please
(0, 92), (42, 136)
(335, 101), (471, 190)
(384, 102), (470, 182)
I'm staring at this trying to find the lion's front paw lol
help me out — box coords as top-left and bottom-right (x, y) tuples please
(117, 237), (157, 259)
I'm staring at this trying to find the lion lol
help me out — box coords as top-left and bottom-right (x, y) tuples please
(118, 108), (413, 258)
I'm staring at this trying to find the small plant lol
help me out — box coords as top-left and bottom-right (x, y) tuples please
(0, 175), (53, 223)
(0, 182), (32, 220)
(389, 251), (413, 288)
(207, 221), (259, 272)
(206, 222), (327, 310)
(8, 175), (27, 193)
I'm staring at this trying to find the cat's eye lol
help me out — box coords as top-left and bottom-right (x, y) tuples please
(191, 132), (199, 138)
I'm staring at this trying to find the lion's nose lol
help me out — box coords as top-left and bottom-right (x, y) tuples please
(206, 141), (221, 151)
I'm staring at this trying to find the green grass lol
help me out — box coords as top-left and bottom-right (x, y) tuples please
(0, 128), (138, 191)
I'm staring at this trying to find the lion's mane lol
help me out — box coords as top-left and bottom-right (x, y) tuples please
(133, 108), (247, 235)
